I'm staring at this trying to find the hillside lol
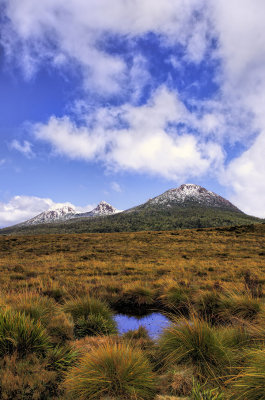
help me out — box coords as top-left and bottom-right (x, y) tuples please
(1, 204), (261, 235)
(1, 184), (262, 234)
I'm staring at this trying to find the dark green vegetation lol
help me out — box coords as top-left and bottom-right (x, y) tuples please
(1, 204), (262, 235)
(0, 223), (264, 398)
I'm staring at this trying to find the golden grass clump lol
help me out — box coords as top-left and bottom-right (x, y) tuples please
(0, 309), (51, 357)
(63, 296), (117, 338)
(158, 316), (231, 382)
(8, 291), (57, 326)
(232, 349), (265, 400)
(65, 341), (156, 399)
(63, 296), (113, 321)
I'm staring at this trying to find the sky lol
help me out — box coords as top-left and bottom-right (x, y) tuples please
(0, 0), (265, 227)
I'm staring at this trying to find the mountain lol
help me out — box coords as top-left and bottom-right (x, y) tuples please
(77, 201), (121, 218)
(0, 184), (262, 235)
(23, 204), (77, 225)
(126, 184), (240, 213)
(20, 201), (120, 227)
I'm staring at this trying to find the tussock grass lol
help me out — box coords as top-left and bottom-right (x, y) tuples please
(195, 291), (225, 325)
(221, 293), (262, 322)
(46, 311), (74, 345)
(65, 341), (156, 399)
(191, 381), (224, 399)
(113, 284), (156, 315)
(8, 291), (57, 325)
(160, 285), (191, 316)
(159, 316), (231, 381)
(123, 326), (154, 350)
(63, 296), (113, 321)
(63, 296), (117, 338)
(0, 309), (50, 357)
(232, 349), (265, 399)
(74, 313), (117, 338)
(46, 344), (78, 372)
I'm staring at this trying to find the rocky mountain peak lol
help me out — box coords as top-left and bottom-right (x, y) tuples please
(91, 201), (119, 215)
(24, 204), (77, 225)
(148, 183), (240, 211)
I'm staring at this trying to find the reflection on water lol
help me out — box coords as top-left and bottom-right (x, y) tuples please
(114, 313), (171, 339)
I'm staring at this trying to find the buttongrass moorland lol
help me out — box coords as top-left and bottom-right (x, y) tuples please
(0, 223), (264, 398)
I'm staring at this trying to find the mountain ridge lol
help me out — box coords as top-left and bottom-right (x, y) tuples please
(1, 184), (263, 234)
(21, 200), (121, 226)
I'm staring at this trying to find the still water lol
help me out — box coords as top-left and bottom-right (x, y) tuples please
(115, 312), (171, 339)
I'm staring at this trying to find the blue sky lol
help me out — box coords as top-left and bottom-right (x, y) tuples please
(0, 0), (264, 227)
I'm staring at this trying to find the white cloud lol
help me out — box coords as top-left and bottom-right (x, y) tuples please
(208, 0), (265, 215)
(34, 117), (107, 160)
(2, 0), (265, 216)
(32, 87), (224, 181)
(223, 132), (265, 217)
(75, 204), (94, 213)
(111, 182), (122, 193)
(0, 159), (6, 167)
(0, 195), (94, 228)
(10, 140), (34, 157)
(0, 195), (53, 227)
(1, 0), (209, 95)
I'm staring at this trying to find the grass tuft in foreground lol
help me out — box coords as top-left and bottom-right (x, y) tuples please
(65, 341), (156, 399)
(191, 381), (224, 399)
(158, 316), (230, 382)
(232, 348), (265, 400)
(0, 309), (50, 357)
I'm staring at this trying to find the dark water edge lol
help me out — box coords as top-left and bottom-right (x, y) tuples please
(114, 313), (171, 339)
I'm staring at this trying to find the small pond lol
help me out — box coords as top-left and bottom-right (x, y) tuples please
(114, 313), (171, 339)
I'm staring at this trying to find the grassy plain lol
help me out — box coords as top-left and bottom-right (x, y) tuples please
(0, 223), (264, 399)
(0, 224), (264, 298)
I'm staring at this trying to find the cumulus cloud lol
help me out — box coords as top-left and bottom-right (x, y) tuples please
(223, 132), (265, 217)
(1, 0), (209, 95)
(0, 195), (94, 228)
(208, 0), (265, 216)
(33, 87), (224, 181)
(0, 195), (53, 227)
(10, 140), (34, 157)
(2, 0), (265, 216)
(111, 182), (122, 193)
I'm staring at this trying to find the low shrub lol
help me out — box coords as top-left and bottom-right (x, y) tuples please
(64, 341), (155, 399)
(158, 368), (193, 397)
(0, 354), (61, 400)
(0, 309), (50, 357)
